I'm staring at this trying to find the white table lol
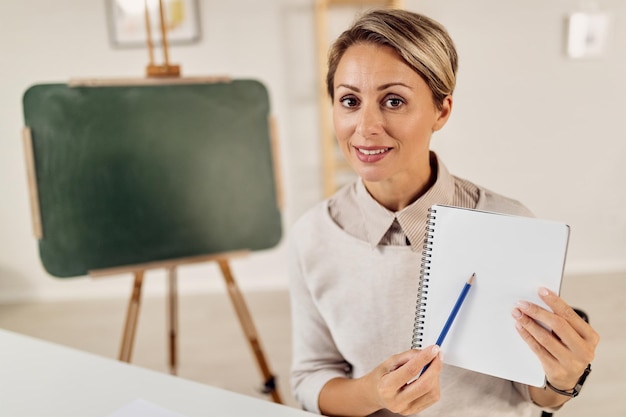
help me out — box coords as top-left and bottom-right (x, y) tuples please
(0, 329), (314, 417)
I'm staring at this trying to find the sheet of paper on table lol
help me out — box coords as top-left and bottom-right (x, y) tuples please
(106, 398), (188, 417)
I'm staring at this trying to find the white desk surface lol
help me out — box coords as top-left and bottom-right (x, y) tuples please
(0, 328), (314, 417)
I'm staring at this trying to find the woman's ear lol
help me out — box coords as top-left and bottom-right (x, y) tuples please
(432, 95), (453, 132)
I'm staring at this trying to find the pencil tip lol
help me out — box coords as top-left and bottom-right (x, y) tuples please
(468, 273), (476, 284)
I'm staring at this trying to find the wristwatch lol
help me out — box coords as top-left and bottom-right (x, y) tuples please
(545, 364), (592, 398)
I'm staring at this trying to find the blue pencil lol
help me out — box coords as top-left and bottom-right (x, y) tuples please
(417, 273), (475, 379)
(435, 272), (475, 346)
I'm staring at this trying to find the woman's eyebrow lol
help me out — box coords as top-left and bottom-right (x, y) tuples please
(378, 82), (413, 91)
(335, 82), (413, 92)
(336, 83), (360, 92)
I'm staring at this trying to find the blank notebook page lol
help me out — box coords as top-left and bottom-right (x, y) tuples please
(414, 204), (570, 387)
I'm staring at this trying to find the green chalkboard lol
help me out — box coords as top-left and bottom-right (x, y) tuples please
(23, 79), (282, 277)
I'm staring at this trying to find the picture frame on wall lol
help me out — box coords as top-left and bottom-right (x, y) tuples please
(106, 0), (201, 48)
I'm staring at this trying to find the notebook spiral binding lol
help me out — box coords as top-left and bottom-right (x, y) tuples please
(411, 207), (437, 349)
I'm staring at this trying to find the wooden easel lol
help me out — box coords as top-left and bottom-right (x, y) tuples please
(314, 0), (405, 197)
(24, 75), (284, 404)
(143, 0), (180, 77)
(89, 250), (282, 404)
(86, 1), (282, 403)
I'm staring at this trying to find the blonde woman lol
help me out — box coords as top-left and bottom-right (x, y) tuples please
(289, 9), (598, 417)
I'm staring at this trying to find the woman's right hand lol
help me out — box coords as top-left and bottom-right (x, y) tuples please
(319, 345), (443, 416)
(365, 346), (443, 415)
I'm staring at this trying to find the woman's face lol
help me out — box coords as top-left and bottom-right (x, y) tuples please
(332, 43), (451, 201)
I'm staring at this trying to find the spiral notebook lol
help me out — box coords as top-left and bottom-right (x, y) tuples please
(411, 204), (570, 387)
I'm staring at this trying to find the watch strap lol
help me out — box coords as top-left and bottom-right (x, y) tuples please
(545, 364), (592, 398)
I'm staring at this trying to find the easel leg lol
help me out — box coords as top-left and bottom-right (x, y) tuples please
(216, 258), (283, 404)
(167, 266), (179, 375)
(119, 270), (145, 362)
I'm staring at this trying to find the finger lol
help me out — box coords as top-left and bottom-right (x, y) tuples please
(389, 346), (440, 386)
(512, 306), (564, 362)
(512, 306), (593, 386)
(512, 316), (582, 386)
(516, 294), (598, 362)
(399, 353), (442, 414)
(515, 297), (588, 354)
(538, 287), (600, 346)
(409, 347), (443, 382)
(383, 349), (418, 373)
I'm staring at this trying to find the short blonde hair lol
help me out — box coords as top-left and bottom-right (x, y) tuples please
(327, 9), (458, 110)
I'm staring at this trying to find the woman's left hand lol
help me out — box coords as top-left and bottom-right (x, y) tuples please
(511, 287), (599, 397)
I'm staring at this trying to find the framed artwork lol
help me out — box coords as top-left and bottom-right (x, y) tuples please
(106, 0), (201, 48)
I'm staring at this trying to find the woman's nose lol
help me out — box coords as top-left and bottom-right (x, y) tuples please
(356, 103), (384, 138)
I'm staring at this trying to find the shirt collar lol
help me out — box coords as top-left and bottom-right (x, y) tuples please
(356, 152), (457, 251)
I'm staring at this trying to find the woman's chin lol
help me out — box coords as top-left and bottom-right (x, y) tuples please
(353, 166), (390, 184)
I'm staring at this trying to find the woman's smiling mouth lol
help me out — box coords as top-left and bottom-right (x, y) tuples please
(355, 146), (392, 162)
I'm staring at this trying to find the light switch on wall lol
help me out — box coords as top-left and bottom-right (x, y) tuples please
(566, 12), (610, 58)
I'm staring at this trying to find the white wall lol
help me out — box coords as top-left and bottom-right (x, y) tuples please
(0, 0), (624, 302)
(421, 0), (626, 274)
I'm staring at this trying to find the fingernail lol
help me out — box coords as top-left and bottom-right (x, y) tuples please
(539, 287), (550, 297)
(431, 345), (440, 355)
(516, 301), (530, 310)
(511, 308), (522, 319)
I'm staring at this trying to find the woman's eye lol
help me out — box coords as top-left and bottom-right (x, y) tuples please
(339, 96), (359, 108)
(384, 97), (404, 108)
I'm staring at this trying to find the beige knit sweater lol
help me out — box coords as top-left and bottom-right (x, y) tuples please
(288, 182), (543, 417)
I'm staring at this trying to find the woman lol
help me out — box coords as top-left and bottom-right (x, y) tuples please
(288, 9), (598, 417)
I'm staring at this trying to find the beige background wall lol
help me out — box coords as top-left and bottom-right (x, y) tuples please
(1, 0), (624, 301)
